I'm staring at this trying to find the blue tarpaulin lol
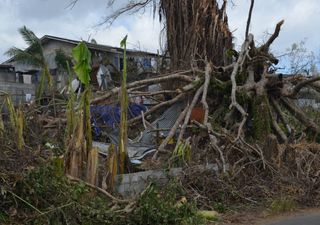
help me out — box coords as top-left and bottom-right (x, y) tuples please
(91, 103), (147, 138)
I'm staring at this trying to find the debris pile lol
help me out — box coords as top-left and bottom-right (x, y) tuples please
(1, 0), (320, 224)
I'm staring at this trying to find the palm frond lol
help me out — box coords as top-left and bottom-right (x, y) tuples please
(55, 49), (73, 71)
(26, 43), (44, 58)
(6, 26), (45, 66)
(16, 26), (45, 63)
(19, 26), (39, 47)
(6, 47), (42, 67)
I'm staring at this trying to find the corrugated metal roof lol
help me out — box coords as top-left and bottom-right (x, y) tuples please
(138, 101), (187, 145)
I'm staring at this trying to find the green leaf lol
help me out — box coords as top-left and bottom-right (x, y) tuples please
(72, 42), (92, 85)
(120, 35), (128, 48)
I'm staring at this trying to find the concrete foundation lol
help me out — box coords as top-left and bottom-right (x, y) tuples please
(113, 164), (219, 197)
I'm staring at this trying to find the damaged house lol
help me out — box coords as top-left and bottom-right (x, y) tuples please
(0, 64), (35, 104)
(2, 35), (160, 104)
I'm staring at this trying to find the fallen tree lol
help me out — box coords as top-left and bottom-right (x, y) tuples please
(86, 1), (320, 183)
(1, 1), (320, 224)
(93, 0), (320, 151)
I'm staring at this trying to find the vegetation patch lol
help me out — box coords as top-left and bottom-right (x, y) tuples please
(0, 163), (204, 225)
(270, 198), (297, 214)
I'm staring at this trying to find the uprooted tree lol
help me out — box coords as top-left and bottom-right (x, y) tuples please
(1, 1), (320, 223)
(92, 0), (320, 164)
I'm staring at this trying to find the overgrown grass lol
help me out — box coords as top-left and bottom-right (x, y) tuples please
(269, 198), (296, 214)
(1, 164), (112, 225)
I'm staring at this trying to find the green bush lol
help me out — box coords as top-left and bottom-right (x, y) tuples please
(129, 182), (204, 225)
(1, 165), (204, 225)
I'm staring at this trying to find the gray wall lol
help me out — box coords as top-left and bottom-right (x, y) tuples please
(0, 71), (16, 83)
(0, 82), (35, 105)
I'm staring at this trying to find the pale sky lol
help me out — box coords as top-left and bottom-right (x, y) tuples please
(0, 0), (319, 70)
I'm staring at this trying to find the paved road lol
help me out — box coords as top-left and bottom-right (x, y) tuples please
(265, 213), (320, 225)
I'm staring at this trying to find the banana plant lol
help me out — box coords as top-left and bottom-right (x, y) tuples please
(119, 35), (129, 174)
(3, 95), (25, 150)
(65, 41), (94, 181)
(72, 41), (92, 152)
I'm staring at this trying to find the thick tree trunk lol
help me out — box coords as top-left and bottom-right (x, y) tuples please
(160, 0), (233, 70)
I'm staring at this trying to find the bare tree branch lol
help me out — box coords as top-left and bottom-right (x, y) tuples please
(260, 20), (284, 52)
(268, 101), (288, 143)
(229, 34), (253, 140)
(289, 75), (320, 97)
(245, 0), (255, 38)
(270, 97), (292, 134)
(129, 90), (178, 96)
(128, 93), (186, 125)
(155, 106), (188, 157)
(177, 85), (204, 144)
(66, 0), (78, 9)
(91, 71), (195, 104)
(100, 0), (153, 26)
(201, 63), (212, 125)
(281, 97), (320, 133)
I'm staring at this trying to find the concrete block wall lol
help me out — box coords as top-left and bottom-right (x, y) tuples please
(114, 164), (219, 197)
(0, 82), (35, 105)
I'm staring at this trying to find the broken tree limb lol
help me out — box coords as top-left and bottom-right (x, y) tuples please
(268, 102), (288, 143)
(270, 115), (288, 143)
(91, 71), (195, 104)
(126, 71), (195, 85)
(153, 106), (189, 159)
(281, 97), (320, 133)
(178, 76), (202, 92)
(201, 63), (212, 124)
(270, 97), (292, 134)
(245, 0), (255, 38)
(229, 34), (252, 115)
(309, 81), (320, 92)
(141, 111), (155, 130)
(127, 77), (202, 126)
(207, 123), (227, 173)
(128, 93), (186, 125)
(91, 87), (119, 104)
(229, 34), (253, 139)
(192, 120), (224, 138)
(260, 20), (284, 52)
(213, 63), (235, 73)
(128, 84), (149, 92)
(129, 90), (178, 96)
(67, 175), (130, 203)
(177, 85), (204, 144)
(286, 75), (320, 97)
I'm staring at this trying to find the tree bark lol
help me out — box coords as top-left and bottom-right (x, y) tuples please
(160, 0), (233, 69)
